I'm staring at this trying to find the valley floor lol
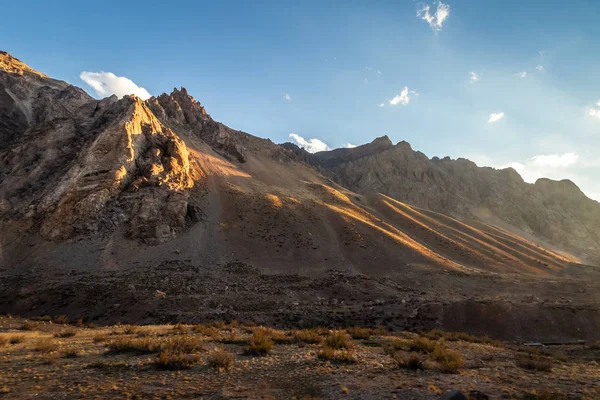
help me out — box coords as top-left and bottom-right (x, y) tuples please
(0, 317), (598, 399)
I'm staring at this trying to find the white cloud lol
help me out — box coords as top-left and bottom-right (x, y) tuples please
(389, 86), (412, 106)
(289, 133), (330, 153)
(79, 71), (151, 100)
(536, 65), (544, 71)
(379, 103), (385, 107)
(516, 71), (527, 78)
(284, 93), (291, 101)
(488, 112), (505, 123)
(344, 143), (357, 148)
(469, 72), (479, 82)
(417, 1), (451, 32)
(588, 100), (600, 118)
(531, 153), (578, 168)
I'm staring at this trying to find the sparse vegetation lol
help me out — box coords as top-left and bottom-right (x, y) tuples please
(318, 346), (357, 363)
(396, 352), (426, 370)
(93, 334), (108, 343)
(409, 337), (437, 353)
(162, 335), (203, 354)
(9, 335), (25, 344)
(123, 325), (138, 335)
(63, 349), (79, 358)
(20, 320), (39, 331)
(517, 354), (553, 372)
(54, 329), (77, 338)
(0, 336), (7, 347)
(294, 329), (323, 344)
(243, 328), (273, 356)
(346, 327), (372, 340)
(207, 348), (234, 372)
(172, 323), (189, 334)
(107, 337), (162, 354)
(53, 315), (69, 325)
(155, 349), (202, 370)
(324, 331), (353, 350)
(192, 324), (219, 337)
(432, 345), (464, 374)
(34, 338), (58, 354)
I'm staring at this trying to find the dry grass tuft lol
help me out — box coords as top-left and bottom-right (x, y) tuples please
(318, 346), (357, 363)
(63, 349), (79, 358)
(34, 338), (58, 354)
(162, 335), (203, 354)
(93, 335), (108, 344)
(243, 328), (273, 356)
(192, 324), (219, 337)
(53, 315), (69, 325)
(432, 345), (464, 374)
(324, 331), (354, 350)
(396, 352), (426, 370)
(294, 329), (323, 344)
(107, 337), (162, 354)
(20, 321), (40, 331)
(155, 349), (202, 370)
(172, 323), (190, 334)
(207, 348), (234, 372)
(517, 354), (553, 372)
(0, 336), (7, 347)
(9, 335), (25, 345)
(409, 337), (437, 353)
(346, 327), (372, 340)
(54, 329), (77, 338)
(123, 325), (138, 335)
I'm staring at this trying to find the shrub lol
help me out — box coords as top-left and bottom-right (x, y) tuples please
(383, 340), (408, 356)
(294, 329), (323, 344)
(172, 323), (189, 334)
(243, 328), (273, 356)
(30, 315), (52, 322)
(155, 349), (202, 370)
(432, 346), (464, 374)
(324, 331), (353, 350)
(192, 324), (219, 337)
(9, 335), (25, 344)
(208, 349), (234, 372)
(409, 337), (437, 353)
(34, 338), (58, 354)
(53, 315), (69, 324)
(93, 335), (108, 344)
(163, 336), (203, 354)
(20, 321), (40, 331)
(422, 329), (445, 340)
(136, 329), (154, 337)
(123, 325), (138, 335)
(63, 349), (79, 358)
(43, 353), (59, 365)
(396, 352), (426, 370)
(54, 329), (77, 338)
(346, 327), (372, 340)
(107, 337), (162, 354)
(0, 336), (7, 347)
(318, 346), (356, 363)
(262, 328), (294, 344)
(516, 355), (553, 372)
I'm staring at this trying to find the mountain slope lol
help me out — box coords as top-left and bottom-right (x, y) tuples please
(284, 137), (600, 265)
(1, 52), (600, 340)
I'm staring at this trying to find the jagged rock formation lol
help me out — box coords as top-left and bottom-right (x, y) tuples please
(284, 136), (600, 264)
(2, 51), (600, 341)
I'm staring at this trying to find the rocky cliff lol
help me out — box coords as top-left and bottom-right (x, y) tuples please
(284, 136), (600, 264)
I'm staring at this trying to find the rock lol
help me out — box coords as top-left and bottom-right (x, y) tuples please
(468, 390), (489, 400)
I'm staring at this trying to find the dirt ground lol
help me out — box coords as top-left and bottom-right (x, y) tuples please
(0, 317), (598, 399)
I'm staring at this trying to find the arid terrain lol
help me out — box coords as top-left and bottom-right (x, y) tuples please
(1, 316), (599, 399)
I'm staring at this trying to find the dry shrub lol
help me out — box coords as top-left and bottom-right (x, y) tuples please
(395, 352), (426, 370)
(54, 329), (77, 338)
(346, 327), (372, 340)
(423, 329), (503, 347)
(243, 328), (273, 356)
(63, 349), (79, 358)
(294, 329), (323, 344)
(9, 335), (25, 344)
(163, 335), (203, 354)
(208, 348), (234, 372)
(318, 346), (356, 363)
(43, 353), (59, 365)
(93, 335), (108, 344)
(172, 323), (189, 334)
(123, 325), (138, 335)
(0, 336), (7, 347)
(261, 328), (294, 344)
(192, 324), (219, 337)
(20, 321), (40, 331)
(136, 328), (154, 337)
(432, 345), (464, 374)
(324, 331), (353, 350)
(383, 340), (408, 355)
(107, 337), (162, 354)
(53, 315), (69, 324)
(409, 337), (437, 353)
(516, 354), (553, 372)
(34, 338), (58, 354)
(30, 315), (52, 322)
(155, 349), (202, 370)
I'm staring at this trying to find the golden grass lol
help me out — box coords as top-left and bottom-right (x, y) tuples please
(207, 348), (234, 372)
(243, 328), (273, 356)
(20, 321), (39, 331)
(409, 337), (437, 353)
(324, 331), (354, 350)
(155, 349), (202, 370)
(54, 329), (77, 338)
(34, 338), (58, 354)
(9, 335), (25, 344)
(107, 337), (162, 354)
(294, 329), (323, 344)
(318, 346), (357, 363)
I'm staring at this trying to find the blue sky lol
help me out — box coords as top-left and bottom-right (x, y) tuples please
(2, 0), (600, 200)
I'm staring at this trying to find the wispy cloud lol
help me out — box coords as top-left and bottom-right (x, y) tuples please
(488, 112), (505, 123)
(389, 87), (412, 106)
(284, 93), (291, 101)
(531, 153), (578, 168)
(417, 1), (451, 32)
(515, 71), (527, 78)
(344, 143), (357, 148)
(469, 72), (479, 83)
(79, 71), (151, 100)
(289, 133), (330, 153)
(588, 100), (600, 119)
(379, 103), (385, 107)
(536, 65), (544, 71)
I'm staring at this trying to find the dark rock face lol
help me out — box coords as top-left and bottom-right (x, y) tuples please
(292, 136), (600, 264)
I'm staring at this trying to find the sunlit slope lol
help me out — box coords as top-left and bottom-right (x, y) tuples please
(186, 141), (577, 277)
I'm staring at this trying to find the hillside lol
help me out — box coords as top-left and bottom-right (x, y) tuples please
(1, 51), (600, 341)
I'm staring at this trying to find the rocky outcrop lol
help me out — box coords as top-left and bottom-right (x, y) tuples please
(290, 137), (600, 263)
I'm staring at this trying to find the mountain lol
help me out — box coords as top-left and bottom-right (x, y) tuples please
(283, 137), (600, 265)
(1, 51), (600, 341)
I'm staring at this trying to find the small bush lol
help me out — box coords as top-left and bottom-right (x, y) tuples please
(409, 337), (437, 353)
(93, 335), (108, 343)
(432, 346), (464, 374)
(163, 336), (203, 354)
(294, 329), (323, 344)
(34, 338), (58, 354)
(123, 325), (138, 335)
(107, 337), (162, 354)
(136, 328), (154, 337)
(318, 346), (357, 363)
(208, 349), (234, 372)
(396, 352), (426, 370)
(43, 353), (59, 365)
(172, 323), (189, 334)
(243, 328), (273, 356)
(346, 327), (371, 340)
(9, 335), (25, 344)
(63, 349), (79, 358)
(54, 329), (77, 338)
(53, 315), (69, 325)
(0, 336), (7, 347)
(324, 331), (353, 350)
(192, 324), (219, 337)
(30, 315), (52, 322)
(20, 321), (40, 331)
(516, 355), (553, 372)
(262, 328), (294, 344)
(383, 340), (408, 356)
(155, 349), (202, 370)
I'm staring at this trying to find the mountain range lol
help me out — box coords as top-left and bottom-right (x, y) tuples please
(1, 51), (599, 340)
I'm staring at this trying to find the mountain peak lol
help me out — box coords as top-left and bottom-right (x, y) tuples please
(0, 50), (47, 77)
